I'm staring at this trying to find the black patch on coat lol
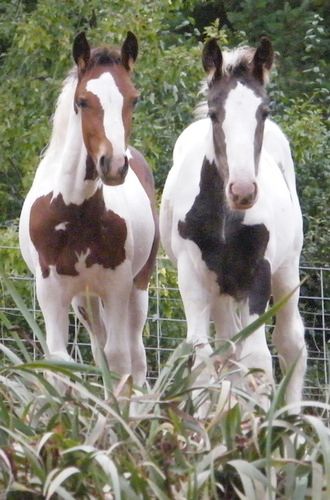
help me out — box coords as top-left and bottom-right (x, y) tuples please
(178, 158), (271, 315)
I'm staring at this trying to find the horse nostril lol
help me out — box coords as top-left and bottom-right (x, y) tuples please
(246, 182), (258, 204)
(99, 155), (111, 177)
(121, 156), (129, 177)
(228, 182), (240, 202)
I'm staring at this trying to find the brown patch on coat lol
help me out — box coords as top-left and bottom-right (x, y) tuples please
(128, 146), (160, 290)
(30, 189), (127, 278)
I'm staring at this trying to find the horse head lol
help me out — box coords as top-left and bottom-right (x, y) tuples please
(72, 31), (139, 186)
(202, 36), (274, 210)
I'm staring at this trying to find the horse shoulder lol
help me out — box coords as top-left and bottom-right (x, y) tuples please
(245, 153), (303, 271)
(124, 146), (159, 288)
(163, 119), (213, 203)
(19, 154), (59, 274)
(127, 146), (155, 204)
(160, 119), (214, 263)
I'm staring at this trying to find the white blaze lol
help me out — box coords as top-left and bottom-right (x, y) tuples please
(86, 73), (125, 157)
(223, 82), (262, 183)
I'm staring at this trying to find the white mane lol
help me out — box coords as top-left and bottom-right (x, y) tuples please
(45, 70), (78, 157)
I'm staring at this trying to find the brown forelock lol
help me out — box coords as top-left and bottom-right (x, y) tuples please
(85, 46), (122, 71)
(128, 146), (160, 290)
(29, 189), (127, 278)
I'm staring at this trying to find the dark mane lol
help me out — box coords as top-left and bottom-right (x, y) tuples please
(87, 46), (122, 69)
(222, 47), (256, 77)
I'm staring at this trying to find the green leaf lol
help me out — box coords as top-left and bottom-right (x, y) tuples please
(0, 270), (48, 355)
(44, 466), (80, 499)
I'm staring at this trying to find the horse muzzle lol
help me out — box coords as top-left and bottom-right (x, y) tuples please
(98, 154), (129, 186)
(227, 181), (258, 210)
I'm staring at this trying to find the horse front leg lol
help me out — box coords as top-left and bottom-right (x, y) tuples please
(213, 295), (274, 409)
(238, 304), (274, 408)
(35, 271), (71, 362)
(71, 294), (107, 368)
(35, 271), (75, 394)
(178, 254), (212, 355)
(102, 266), (133, 381)
(127, 285), (148, 387)
(272, 260), (307, 412)
(177, 254), (214, 416)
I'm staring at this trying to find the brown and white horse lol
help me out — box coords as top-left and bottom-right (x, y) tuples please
(19, 32), (159, 386)
(160, 37), (306, 411)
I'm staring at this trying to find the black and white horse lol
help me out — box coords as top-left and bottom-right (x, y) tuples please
(160, 37), (306, 409)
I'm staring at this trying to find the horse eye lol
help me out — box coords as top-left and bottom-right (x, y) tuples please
(77, 98), (88, 109)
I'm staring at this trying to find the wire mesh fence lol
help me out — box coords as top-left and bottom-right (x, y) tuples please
(0, 245), (329, 402)
(147, 258), (330, 403)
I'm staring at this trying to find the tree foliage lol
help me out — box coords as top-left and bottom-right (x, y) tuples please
(0, 0), (329, 265)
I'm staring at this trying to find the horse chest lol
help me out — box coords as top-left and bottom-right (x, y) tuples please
(178, 158), (271, 313)
(29, 190), (127, 278)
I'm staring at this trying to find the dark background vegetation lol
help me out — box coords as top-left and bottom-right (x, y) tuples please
(0, 0), (329, 267)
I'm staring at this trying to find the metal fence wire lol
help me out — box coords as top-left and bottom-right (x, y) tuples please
(0, 246), (329, 402)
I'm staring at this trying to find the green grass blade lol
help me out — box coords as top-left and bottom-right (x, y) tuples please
(229, 281), (303, 347)
(44, 466), (80, 499)
(0, 271), (49, 355)
(303, 415), (330, 493)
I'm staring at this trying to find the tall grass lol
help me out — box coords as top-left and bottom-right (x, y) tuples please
(0, 275), (329, 498)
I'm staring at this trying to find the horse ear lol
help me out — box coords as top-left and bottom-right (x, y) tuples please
(252, 36), (273, 84)
(73, 32), (91, 75)
(202, 38), (223, 82)
(121, 31), (138, 71)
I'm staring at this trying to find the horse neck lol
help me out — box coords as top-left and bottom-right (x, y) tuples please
(50, 77), (100, 205)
